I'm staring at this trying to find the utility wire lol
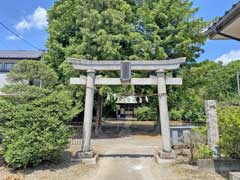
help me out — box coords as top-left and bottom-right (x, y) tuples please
(0, 21), (42, 51)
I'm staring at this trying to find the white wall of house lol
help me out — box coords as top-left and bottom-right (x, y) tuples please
(0, 73), (9, 88)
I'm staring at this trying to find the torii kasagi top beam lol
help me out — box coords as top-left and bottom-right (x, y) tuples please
(68, 58), (186, 160)
(68, 57), (186, 71)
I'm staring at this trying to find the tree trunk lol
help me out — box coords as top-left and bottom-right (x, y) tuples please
(95, 93), (103, 136)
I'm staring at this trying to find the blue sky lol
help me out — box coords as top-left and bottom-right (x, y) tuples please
(0, 0), (239, 63)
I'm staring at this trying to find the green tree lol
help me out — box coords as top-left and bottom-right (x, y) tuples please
(168, 61), (220, 121)
(137, 0), (207, 61)
(46, 0), (207, 74)
(46, 0), (138, 72)
(181, 61), (222, 100)
(221, 60), (240, 96)
(7, 60), (58, 87)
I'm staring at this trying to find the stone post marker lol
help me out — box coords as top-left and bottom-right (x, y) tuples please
(82, 70), (96, 155)
(205, 100), (220, 158)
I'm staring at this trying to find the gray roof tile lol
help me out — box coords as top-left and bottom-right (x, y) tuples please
(0, 50), (43, 59)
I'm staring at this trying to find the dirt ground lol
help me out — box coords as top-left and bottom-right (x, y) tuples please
(0, 124), (226, 180)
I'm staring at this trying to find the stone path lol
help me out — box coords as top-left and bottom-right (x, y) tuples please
(80, 135), (224, 180)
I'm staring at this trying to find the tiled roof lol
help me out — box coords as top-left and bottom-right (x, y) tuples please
(206, 1), (240, 35)
(0, 50), (43, 59)
(116, 96), (138, 104)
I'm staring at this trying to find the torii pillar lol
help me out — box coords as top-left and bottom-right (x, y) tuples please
(82, 70), (95, 153)
(157, 70), (176, 159)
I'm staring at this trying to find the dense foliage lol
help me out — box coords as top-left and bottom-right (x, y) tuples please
(168, 60), (240, 121)
(0, 86), (80, 168)
(189, 127), (214, 162)
(137, 0), (206, 61)
(46, 0), (206, 76)
(7, 60), (58, 87)
(218, 105), (240, 159)
(136, 106), (157, 121)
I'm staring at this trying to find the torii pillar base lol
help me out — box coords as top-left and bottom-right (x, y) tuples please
(155, 151), (176, 164)
(157, 150), (176, 159)
(72, 151), (99, 165)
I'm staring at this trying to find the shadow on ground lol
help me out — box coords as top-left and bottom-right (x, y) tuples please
(99, 154), (154, 158)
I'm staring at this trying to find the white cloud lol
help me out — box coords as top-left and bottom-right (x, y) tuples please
(15, 7), (48, 31)
(214, 50), (240, 65)
(7, 35), (20, 40)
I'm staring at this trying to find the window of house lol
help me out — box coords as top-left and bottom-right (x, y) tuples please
(4, 63), (15, 72)
(0, 63), (3, 72)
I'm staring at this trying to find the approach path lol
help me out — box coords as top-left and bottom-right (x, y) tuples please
(1, 130), (225, 180)
(81, 132), (224, 180)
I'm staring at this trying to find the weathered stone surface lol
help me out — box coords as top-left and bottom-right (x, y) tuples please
(172, 130), (179, 146)
(82, 70), (95, 152)
(183, 130), (190, 146)
(68, 57), (186, 71)
(158, 150), (176, 160)
(77, 151), (95, 159)
(80, 154), (99, 165)
(70, 76), (183, 85)
(205, 100), (220, 158)
(72, 152), (99, 165)
(157, 70), (172, 153)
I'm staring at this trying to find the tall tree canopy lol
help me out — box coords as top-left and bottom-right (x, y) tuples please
(137, 0), (206, 61)
(46, 0), (207, 75)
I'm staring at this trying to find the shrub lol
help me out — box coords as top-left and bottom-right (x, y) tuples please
(1, 85), (51, 104)
(218, 106), (240, 159)
(135, 106), (157, 121)
(7, 60), (58, 87)
(190, 127), (209, 163)
(170, 109), (184, 120)
(193, 145), (214, 160)
(0, 90), (79, 168)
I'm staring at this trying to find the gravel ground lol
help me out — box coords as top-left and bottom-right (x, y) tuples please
(0, 129), (225, 180)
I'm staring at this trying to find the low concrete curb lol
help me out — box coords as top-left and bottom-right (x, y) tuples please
(198, 159), (240, 173)
(230, 172), (240, 180)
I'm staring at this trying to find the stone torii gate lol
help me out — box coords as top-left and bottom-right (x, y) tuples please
(68, 57), (186, 161)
